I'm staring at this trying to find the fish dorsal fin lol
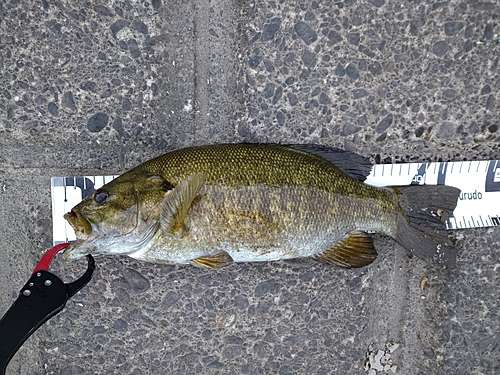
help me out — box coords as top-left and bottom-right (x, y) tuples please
(287, 144), (373, 181)
(313, 231), (377, 268)
(160, 173), (206, 236)
(190, 251), (234, 269)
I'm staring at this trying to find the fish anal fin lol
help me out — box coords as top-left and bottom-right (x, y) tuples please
(190, 251), (234, 269)
(160, 173), (206, 236)
(313, 231), (377, 268)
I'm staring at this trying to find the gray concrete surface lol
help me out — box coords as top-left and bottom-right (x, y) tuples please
(0, 0), (499, 374)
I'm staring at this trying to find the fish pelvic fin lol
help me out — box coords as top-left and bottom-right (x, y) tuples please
(313, 231), (377, 268)
(190, 251), (234, 269)
(159, 173), (206, 236)
(392, 185), (460, 268)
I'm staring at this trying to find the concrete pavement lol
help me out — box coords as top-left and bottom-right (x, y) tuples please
(0, 0), (498, 374)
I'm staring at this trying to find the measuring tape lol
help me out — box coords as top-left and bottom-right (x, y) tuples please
(51, 160), (500, 244)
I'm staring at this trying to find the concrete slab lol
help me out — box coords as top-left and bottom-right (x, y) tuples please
(0, 0), (498, 374)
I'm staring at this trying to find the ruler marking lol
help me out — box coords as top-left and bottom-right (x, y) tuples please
(491, 216), (500, 226)
(63, 177), (67, 202)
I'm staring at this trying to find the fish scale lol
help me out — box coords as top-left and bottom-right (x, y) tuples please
(140, 144), (375, 197)
(182, 185), (392, 257)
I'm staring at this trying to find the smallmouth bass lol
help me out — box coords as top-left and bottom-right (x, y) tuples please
(63, 144), (460, 268)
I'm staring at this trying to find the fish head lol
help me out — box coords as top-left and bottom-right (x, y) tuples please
(63, 170), (174, 260)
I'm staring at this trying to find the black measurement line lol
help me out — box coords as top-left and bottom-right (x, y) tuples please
(438, 162), (447, 185)
(491, 216), (500, 226)
(63, 177), (67, 202)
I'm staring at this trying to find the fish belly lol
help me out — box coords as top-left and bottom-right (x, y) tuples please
(138, 184), (397, 264)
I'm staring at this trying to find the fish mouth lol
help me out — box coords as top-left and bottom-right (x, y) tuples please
(63, 209), (97, 260)
(64, 209), (93, 239)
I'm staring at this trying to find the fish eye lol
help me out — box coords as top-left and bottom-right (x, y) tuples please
(94, 191), (109, 204)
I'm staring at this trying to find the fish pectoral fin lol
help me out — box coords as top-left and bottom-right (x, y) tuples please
(313, 231), (377, 268)
(190, 251), (234, 269)
(160, 173), (206, 236)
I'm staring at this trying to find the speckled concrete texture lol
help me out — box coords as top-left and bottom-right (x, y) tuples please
(0, 0), (499, 374)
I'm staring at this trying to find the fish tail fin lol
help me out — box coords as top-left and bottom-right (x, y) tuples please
(391, 185), (460, 268)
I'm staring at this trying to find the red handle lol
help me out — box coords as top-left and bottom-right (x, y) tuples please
(31, 243), (71, 275)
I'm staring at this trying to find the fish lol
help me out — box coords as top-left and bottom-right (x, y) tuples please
(63, 144), (461, 268)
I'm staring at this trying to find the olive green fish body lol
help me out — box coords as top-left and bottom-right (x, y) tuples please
(64, 144), (460, 268)
(137, 183), (397, 264)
